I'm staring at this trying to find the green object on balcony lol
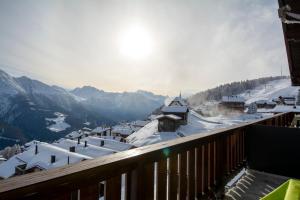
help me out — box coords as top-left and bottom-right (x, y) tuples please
(261, 179), (300, 200)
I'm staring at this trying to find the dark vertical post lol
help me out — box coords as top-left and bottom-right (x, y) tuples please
(157, 159), (167, 200)
(179, 152), (187, 200)
(169, 155), (178, 200)
(187, 149), (195, 200)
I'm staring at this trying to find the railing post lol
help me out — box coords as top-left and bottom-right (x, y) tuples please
(187, 149), (195, 200)
(127, 163), (154, 200)
(168, 154), (178, 200)
(156, 159), (167, 200)
(105, 176), (121, 200)
(196, 146), (203, 197)
(81, 184), (100, 200)
(179, 152), (187, 200)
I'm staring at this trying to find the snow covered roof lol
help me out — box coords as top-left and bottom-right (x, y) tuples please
(258, 105), (300, 113)
(82, 136), (134, 151)
(65, 131), (83, 139)
(112, 125), (133, 136)
(168, 97), (187, 106)
(130, 120), (149, 127)
(255, 100), (276, 105)
(91, 127), (111, 133)
(82, 127), (92, 131)
(127, 120), (179, 147)
(155, 114), (182, 120)
(161, 105), (188, 113)
(221, 96), (245, 103)
(0, 142), (92, 179)
(52, 139), (115, 158)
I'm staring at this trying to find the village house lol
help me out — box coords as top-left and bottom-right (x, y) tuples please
(111, 124), (134, 139)
(161, 95), (189, 125)
(90, 127), (111, 137)
(219, 95), (245, 111)
(156, 114), (182, 132)
(254, 100), (277, 109)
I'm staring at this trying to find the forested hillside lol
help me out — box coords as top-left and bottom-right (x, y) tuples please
(188, 76), (288, 106)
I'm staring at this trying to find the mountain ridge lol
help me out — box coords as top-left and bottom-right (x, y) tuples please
(0, 69), (166, 149)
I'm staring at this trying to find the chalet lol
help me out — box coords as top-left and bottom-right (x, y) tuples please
(161, 96), (189, 125)
(255, 100), (277, 109)
(156, 114), (182, 132)
(168, 96), (187, 106)
(282, 96), (296, 105)
(0, 156), (6, 164)
(219, 95), (245, 111)
(273, 96), (296, 105)
(65, 131), (84, 140)
(91, 127), (111, 137)
(247, 102), (257, 114)
(111, 124), (134, 138)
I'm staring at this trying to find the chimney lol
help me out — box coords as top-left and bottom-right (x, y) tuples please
(69, 146), (75, 152)
(51, 155), (56, 164)
(35, 144), (38, 155)
(84, 141), (88, 147)
(77, 138), (80, 144)
(100, 141), (104, 146)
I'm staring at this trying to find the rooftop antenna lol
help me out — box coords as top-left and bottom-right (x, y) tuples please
(281, 65), (283, 77)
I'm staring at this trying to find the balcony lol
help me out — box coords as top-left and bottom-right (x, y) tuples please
(0, 112), (298, 200)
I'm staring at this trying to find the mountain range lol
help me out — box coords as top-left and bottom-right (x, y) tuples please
(0, 69), (166, 149)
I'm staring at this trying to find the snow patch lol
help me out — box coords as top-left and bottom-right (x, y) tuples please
(45, 112), (71, 132)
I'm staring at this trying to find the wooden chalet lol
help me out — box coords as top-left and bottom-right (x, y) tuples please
(156, 114), (181, 132)
(219, 95), (245, 111)
(161, 96), (189, 125)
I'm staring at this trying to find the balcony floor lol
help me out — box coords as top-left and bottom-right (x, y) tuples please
(225, 169), (289, 200)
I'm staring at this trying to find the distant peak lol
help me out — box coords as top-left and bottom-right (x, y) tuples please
(73, 86), (104, 93)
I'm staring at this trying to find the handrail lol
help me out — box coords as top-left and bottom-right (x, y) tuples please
(0, 112), (294, 200)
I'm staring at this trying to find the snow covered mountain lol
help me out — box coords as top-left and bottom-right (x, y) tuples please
(0, 69), (166, 149)
(70, 87), (165, 122)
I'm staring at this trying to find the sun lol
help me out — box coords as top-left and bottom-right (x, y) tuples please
(118, 24), (154, 60)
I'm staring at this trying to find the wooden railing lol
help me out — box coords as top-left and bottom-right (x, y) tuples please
(0, 112), (295, 200)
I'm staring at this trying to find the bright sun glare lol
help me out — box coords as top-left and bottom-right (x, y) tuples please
(119, 25), (154, 60)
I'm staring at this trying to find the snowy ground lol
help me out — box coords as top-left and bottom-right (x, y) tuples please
(45, 112), (71, 132)
(240, 78), (299, 104)
(127, 110), (270, 147)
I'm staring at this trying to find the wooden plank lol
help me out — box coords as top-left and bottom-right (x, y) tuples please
(179, 152), (187, 200)
(125, 173), (131, 200)
(142, 163), (155, 200)
(226, 135), (230, 174)
(169, 155), (178, 200)
(187, 149), (195, 200)
(157, 159), (167, 200)
(195, 146), (203, 197)
(45, 191), (73, 200)
(203, 144), (209, 194)
(105, 176), (121, 200)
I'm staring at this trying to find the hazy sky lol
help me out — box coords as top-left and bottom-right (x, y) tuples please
(0, 0), (288, 96)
